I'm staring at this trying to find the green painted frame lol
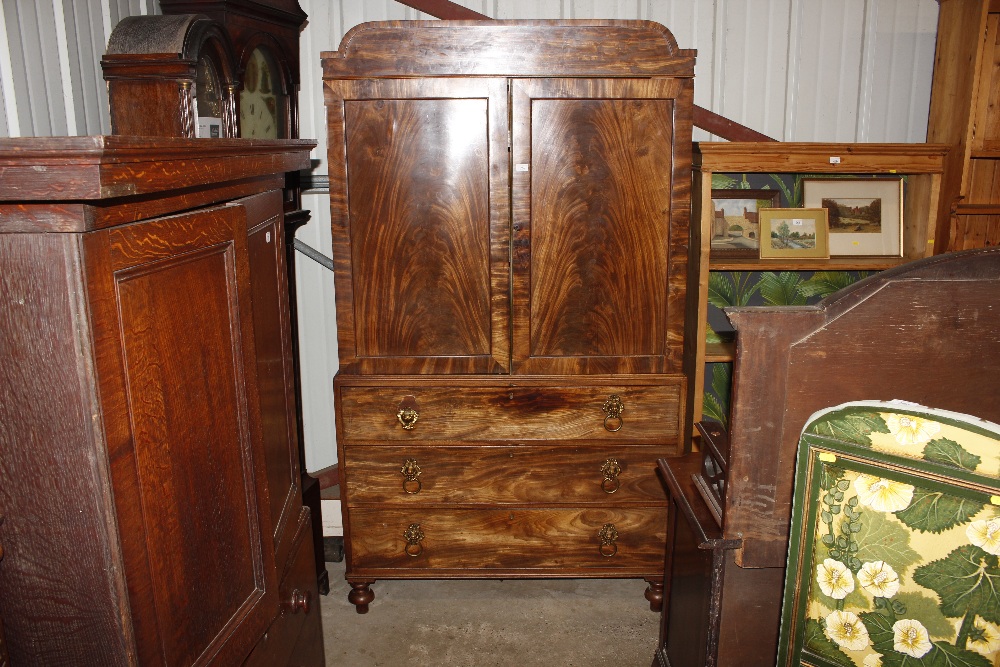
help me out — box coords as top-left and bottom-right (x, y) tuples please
(777, 402), (1000, 667)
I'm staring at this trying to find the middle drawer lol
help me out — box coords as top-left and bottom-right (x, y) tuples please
(342, 445), (667, 505)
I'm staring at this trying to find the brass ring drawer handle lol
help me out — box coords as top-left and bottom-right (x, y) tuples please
(403, 523), (425, 557)
(601, 458), (621, 494)
(602, 395), (624, 432)
(599, 523), (619, 557)
(401, 458), (422, 494)
(397, 407), (419, 430)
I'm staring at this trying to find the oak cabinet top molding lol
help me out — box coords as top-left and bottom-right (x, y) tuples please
(321, 20), (696, 79)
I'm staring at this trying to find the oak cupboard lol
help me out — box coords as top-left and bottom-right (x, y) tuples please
(323, 20), (695, 613)
(0, 137), (323, 666)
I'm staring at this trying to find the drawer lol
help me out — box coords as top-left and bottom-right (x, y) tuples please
(335, 375), (685, 446)
(343, 445), (668, 504)
(346, 507), (666, 574)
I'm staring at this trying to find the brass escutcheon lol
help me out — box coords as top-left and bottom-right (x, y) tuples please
(599, 523), (619, 557)
(397, 407), (419, 430)
(602, 394), (624, 432)
(601, 458), (622, 494)
(403, 523), (425, 557)
(401, 458), (422, 494)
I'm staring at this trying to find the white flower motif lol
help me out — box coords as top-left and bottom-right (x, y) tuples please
(884, 413), (941, 446)
(893, 619), (932, 658)
(863, 653), (883, 667)
(967, 518), (1000, 556)
(968, 617), (1000, 658)
(825, 609), (870, 651)
(853, 474), (915, 513)
(857, 561), (900, 598)
(816, 558), (855, 600)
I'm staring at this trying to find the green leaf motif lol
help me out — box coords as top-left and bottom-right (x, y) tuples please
(712, 173), (738, 189)
(923, 438), (982, 472)
(701, 392), (728, 429)
(859, 612), (991, 667)
(913, 545), (1000, 624)
(894, 592), (960, 639)
(798, 271), (867, 299)
(705, 322), (723, 344)
(802, 618), (854, 667)
(895, 488), (985, 534)
(853, 508), (921, 577)
(707, 271), (761, 308)
(807, 411), (890, 447)
(759, 271), (809, 306)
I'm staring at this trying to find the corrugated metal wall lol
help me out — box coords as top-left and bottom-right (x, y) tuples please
(0, 0), (941, 472)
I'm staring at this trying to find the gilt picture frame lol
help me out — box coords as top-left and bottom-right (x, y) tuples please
(803, 178), (903, 257)
(759, 208), (830, 259)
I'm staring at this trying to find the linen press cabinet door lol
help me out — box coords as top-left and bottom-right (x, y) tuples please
(510, 78), (693, 375)
(85, 203), (278, 666)
(325, 77), (511, 374)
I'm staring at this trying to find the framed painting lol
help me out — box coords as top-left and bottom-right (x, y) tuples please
(803, 178), (903, 257)
(709, 189), (782, 259)
(759, 208), (830, 259)
(777, 401), (1000, 667)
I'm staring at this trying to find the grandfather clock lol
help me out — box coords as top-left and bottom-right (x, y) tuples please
(102, 0), (328, 595)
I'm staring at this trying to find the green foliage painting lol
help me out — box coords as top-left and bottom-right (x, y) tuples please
(780, 405), (1000, 667)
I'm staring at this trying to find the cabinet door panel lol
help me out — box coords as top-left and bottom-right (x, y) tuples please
(243, 190), (302, 574)
(95, 205), (276, 666)
(326, 78), (510, 374)
(511, 78), (693, 375)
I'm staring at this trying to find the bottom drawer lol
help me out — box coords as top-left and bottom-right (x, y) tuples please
(347, 507), (666, 575)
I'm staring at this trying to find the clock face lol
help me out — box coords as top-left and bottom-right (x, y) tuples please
(240, 47), (286, 139)
(195, 55), (224, 137)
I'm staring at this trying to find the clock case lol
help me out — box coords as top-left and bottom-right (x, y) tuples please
(102, 0), (304, 140)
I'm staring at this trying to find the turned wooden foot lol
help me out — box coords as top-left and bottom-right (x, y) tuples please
(644, 579), (664, 612)
(348, 581), (375, 614)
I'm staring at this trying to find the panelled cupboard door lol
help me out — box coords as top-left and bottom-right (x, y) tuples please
(326, 77), (511, 375)
(85, 202), (278, 666)
(511, 78), (692, 375)
(242, 190), (303, 578)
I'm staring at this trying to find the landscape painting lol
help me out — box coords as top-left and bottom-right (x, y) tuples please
(759, 208), (830, 259)
(821, 196), (882, 234)
(803, 178), (902, 256)
(710, 189), (782, 258)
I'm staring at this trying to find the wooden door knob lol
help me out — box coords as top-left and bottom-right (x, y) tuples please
(284, 589), (311, 614)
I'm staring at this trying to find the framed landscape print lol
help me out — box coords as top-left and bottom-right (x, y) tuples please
(759, 208), (830, 259)
(710, 189), (782, 259)
(803, 178), (903, 257)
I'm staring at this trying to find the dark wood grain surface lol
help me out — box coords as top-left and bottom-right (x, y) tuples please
(511, 77), (690, 374)
(109, 203), (276, 666)
(322, 20), (695, 79)
(0, 138), (321, 665)
(326, 78), (510, 374)
(336, 376), (685, 446)
(0, 233), (131, 665)
(348, 507), (666, 573)
(344, 444), (670, 504)
(245, 190), (303, 584)
(324, 20), (695, 612)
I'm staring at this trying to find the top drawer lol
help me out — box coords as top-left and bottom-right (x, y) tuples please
(335, 375), (686, 444)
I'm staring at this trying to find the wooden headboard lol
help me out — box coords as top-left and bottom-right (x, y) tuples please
(723, 246), (1000, 568)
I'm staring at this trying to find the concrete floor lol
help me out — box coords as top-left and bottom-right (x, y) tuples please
(320, 557), (660, 666)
